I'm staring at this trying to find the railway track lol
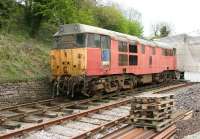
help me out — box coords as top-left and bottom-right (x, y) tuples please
(102, 110), (192, 139)
(0, 81), (191, 139)
(0, 81), (185, 122)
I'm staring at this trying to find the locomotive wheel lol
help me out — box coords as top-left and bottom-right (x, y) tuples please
(132, 76), (138, 88)
(104, 81), (119, 93)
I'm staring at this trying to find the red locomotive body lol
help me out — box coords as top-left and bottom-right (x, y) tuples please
(87, 40), (176, 76)
(50, 24), (176, 98)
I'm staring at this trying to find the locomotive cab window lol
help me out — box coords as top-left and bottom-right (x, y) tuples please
(118, 41), (128, 52)
(101, 35), (111, 66)
(129, 43), (137, 53)
(76, 34), (86, 47)
(87, 34), (101, 48)
(101, 35), (110, 49)
(87, 34), (110, 49)
(54, 36), (62, 48)
(53, 34), (86, 49)
(129, 55), (138, 65)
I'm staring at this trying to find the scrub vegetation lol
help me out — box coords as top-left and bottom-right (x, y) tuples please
(0, 33), (51, 82)
(0, 0), (143, 82)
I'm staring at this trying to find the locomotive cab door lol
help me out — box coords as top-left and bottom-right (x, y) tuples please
(101, 35), (111, 70)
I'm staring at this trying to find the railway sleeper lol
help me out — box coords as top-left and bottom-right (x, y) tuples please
(61, 109), (74, 114)
(35, 111), (58, 118)
(20, 116), (43, 123)
(1, 121), (21, 130)
(68, 105), (89, 110)
(44, 111), (58, 118)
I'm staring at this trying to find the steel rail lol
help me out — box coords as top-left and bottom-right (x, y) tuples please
(0, 81), (191, 139)
(0, 99), (54, 111)
(0, 81), (188, 122)
(71, 115), (130, 139)
(66, 83), (191, 139)
(0, 80), (185, 112)
(152, 125), (176, 139)
(0, 81), (185, 123)
(103, 110), (192, 139)
(0, 98), (131, 138)
(0, 91), (130, 122)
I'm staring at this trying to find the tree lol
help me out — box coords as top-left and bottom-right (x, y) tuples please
(1, 0), (143, 38)
(160, 25), (171, 37)
(151, 22), (172, 38)
(151, 23), (160, 37)
(19, 0), (49, 37)
(126, 20), (143, 37)
(43, 0), (97, 26)
(94, 5), (127, 32)
(126, 8), (142, 22)
(0, 0), (16, 31)
(94, 5), (143, 36)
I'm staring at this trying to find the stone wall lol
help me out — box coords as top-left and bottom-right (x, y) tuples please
(0, 80), (51, 107)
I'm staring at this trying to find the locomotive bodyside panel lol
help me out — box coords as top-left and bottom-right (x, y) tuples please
(86, 48), (102, 75)
(86, 40), (176, 77)
(86, 39), (118, 76)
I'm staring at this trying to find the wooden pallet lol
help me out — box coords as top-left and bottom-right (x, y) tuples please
(132, 94), (174, 104)
(134, 115), (172, 124)
(131, 106), (173, 114)
(131, 93), (175, 132)
(131, 99), (175, 106)
(134, 114), (172, 121)
(132, 110), (173, 119)
(134, 119), (172, 132)
(131, 103), (174, 111)
(131, 108), (173, 115)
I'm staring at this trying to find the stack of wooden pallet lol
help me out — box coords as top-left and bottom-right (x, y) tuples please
(130, 93), (174, 131)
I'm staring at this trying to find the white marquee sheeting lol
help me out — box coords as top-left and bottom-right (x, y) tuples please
(159, 34), (200, 82)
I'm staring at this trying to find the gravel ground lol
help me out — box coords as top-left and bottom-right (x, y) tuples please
(172, 83), (200, 139)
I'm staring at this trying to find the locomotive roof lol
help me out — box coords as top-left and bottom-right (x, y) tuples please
(54, 23), (174, 49)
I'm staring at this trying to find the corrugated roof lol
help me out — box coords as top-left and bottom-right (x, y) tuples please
(54, 23), (174, 49)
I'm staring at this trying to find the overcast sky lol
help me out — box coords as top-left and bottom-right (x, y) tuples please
(103, 0), (200, 36)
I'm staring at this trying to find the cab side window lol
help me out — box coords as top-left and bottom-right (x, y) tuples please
(88, 34), (101, 48)
(76, 34), (86, 47)
(101, 35), (110, 49)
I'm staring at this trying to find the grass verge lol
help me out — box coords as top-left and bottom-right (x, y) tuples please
(0, 32), (51, 83)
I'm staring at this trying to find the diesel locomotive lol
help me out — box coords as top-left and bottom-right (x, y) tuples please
(50, 24), (177, 98)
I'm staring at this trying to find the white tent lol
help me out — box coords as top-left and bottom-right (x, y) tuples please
(159, 34), (200, 82)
